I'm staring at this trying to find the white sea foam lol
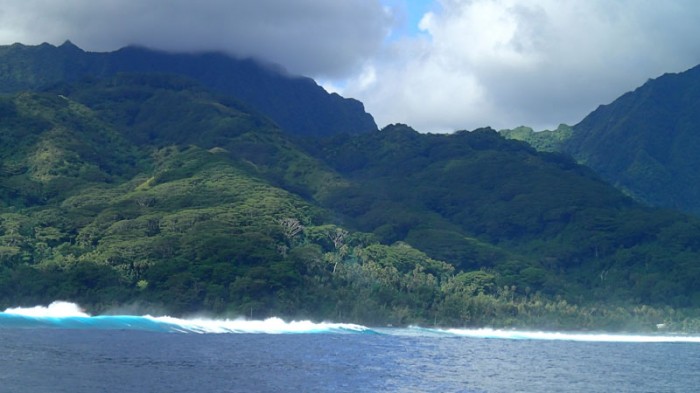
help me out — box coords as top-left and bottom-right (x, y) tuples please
(440, 327), (700, 343)
(0, 301), (369, 334)
(3, 301), (90, 318)
(150, 315), (369, 334)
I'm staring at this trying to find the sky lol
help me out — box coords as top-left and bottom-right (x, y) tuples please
(1, 0), (699, 132)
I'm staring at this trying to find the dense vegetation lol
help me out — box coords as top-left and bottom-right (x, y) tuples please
(2, 45), (700, 331)
(309, 125), (700, 309)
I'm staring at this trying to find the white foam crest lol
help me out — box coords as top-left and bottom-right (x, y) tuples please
(3, 301), (90, 318)
(148, 315), (369, 334)
(442, 328), (700, 343)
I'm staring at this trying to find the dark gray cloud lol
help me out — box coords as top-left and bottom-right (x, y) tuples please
(2, 0), (699, 132)
(0, 0), (390, 78)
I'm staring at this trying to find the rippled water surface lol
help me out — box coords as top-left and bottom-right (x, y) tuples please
(2, 328), (700, 392)
(2, 303), (700, 392)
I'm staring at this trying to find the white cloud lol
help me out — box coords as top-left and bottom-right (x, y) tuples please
(343, 0), (700, 132)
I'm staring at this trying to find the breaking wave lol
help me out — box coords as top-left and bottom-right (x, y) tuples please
(0, 301), (372, 334)
(4, 302), (700, 342)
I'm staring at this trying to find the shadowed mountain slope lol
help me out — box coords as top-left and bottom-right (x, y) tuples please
(563, 64), (700, 214)
(0, 41), (377, 137)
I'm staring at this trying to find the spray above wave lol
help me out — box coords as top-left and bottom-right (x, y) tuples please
(3, 301), (89, 318)
(153, 316), (371, 334)
(0, 301), (372, 334)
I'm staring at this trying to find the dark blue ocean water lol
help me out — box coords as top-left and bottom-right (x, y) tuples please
(2, 303), (700, 392)
(2, 327), (700, 393)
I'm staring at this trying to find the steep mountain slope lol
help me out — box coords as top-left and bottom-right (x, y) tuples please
(563, 64), (700, 213)
(0, 41), (377, 137)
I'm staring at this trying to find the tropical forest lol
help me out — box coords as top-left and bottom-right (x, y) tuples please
(2, 42), (700, 331)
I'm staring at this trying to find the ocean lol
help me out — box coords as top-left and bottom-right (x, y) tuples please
(1, 302), (699, 392)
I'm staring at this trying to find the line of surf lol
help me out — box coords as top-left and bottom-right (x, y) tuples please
(0, 301), (373, 334)
(5, 302), (700, 341)
(405, 326), (700, 343)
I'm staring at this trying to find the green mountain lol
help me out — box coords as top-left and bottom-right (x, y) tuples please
(3, 51), (700, 329)
(0, 41), (377, 137)
(563, 64), (700, 214)
(502, 65), (700, 216)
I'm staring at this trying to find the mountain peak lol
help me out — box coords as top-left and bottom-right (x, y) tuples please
(58, 40), (82, 52)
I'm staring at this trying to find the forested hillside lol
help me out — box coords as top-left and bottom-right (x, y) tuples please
(2, 47), (700, 330)
(308, 125), (700, 307)
(0, 75), (458, 325)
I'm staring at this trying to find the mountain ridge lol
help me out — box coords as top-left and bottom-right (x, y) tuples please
(564, 63), (700, 213)
(0, 41), (377, 137)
